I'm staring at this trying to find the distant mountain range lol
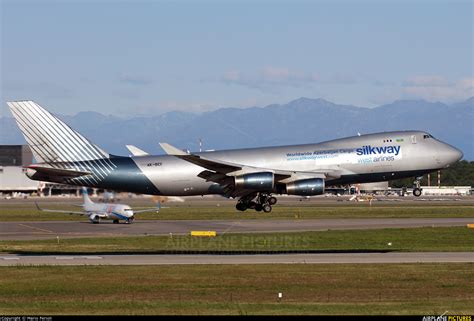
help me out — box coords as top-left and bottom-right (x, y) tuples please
(1, 97), (473, 160)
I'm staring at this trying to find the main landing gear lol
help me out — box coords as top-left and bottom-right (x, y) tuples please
(413, 176), (423, 197)
(236, 193), (277, 213)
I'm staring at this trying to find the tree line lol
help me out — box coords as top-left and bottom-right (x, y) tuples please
(389, 160), (474, 188)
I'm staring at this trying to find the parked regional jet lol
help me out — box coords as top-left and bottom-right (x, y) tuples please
(8, 101), (463, 213)
(36, 187), (161, 224)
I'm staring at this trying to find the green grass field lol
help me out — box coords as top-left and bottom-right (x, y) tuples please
(1, 201), (473, 221)
(1, 264), (472, 315)
(2, 227), (473, 254)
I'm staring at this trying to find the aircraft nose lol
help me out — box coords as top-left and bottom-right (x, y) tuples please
(441, 144), (463, 166)
(452, 147), (463, 162)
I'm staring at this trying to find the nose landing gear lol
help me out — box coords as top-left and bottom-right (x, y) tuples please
(236, 193), (277, 213)
(413, 176), (423, 197)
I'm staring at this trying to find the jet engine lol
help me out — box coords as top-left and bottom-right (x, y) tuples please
(285, 178), (325, 196)
(88, 214), (100, 224)
(234, 172), (274, 191)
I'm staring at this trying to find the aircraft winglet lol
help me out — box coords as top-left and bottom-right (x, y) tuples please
(126, 145), (149, 156)
(159, 142), (188, 156)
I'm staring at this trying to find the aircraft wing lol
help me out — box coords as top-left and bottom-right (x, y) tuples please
(132, 207), (168, 214)
(132, 203), (168, 214)
(160, 143), (241, 174)
(159, 142), (344, 197)
(35, 202), (89, 215)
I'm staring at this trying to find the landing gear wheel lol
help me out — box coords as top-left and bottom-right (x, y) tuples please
(413, 188), (422, 197)
(268, 197), (277, 205)
(113, 220), (119, 224)
(236, 203), (247, 211)
(236, 193), (278, 213)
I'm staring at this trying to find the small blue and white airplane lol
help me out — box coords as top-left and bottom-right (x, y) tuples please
(36, 188), (161, 224)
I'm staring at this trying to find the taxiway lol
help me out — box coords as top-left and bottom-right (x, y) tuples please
(1, 217), (473, 240)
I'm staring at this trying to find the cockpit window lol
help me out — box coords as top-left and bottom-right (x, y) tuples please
(124, 208), (133, 211)
(423, 134), (433, 139)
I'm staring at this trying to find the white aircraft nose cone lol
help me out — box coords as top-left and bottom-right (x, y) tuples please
(442, 145), (463, 166)
(452, 147), (463, 162)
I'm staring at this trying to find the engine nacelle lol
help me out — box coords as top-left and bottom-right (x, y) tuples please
(88, 214), (100, 224)
(234, 172), (274, 191)
(286, 178), (325, 196)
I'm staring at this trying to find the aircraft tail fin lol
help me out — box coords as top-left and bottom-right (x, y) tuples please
(81, 187), (94, 206)
(7, 101), (109, 163)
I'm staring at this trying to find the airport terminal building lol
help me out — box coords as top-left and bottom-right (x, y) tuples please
(0, 145), (39, 193)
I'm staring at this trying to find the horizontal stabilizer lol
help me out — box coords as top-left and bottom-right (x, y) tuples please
(26, 164), (91, 177)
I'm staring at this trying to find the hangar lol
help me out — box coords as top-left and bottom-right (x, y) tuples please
(0, 145), (39, 193)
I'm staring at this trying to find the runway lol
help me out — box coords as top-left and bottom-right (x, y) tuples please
(1, 252), (473, 266)
(1, 217), (473, 240)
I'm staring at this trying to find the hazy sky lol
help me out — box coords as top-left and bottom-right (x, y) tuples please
(1, 0), (473, 117)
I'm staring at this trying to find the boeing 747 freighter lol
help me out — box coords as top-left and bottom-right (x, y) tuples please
(7, 101), (463, 212)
